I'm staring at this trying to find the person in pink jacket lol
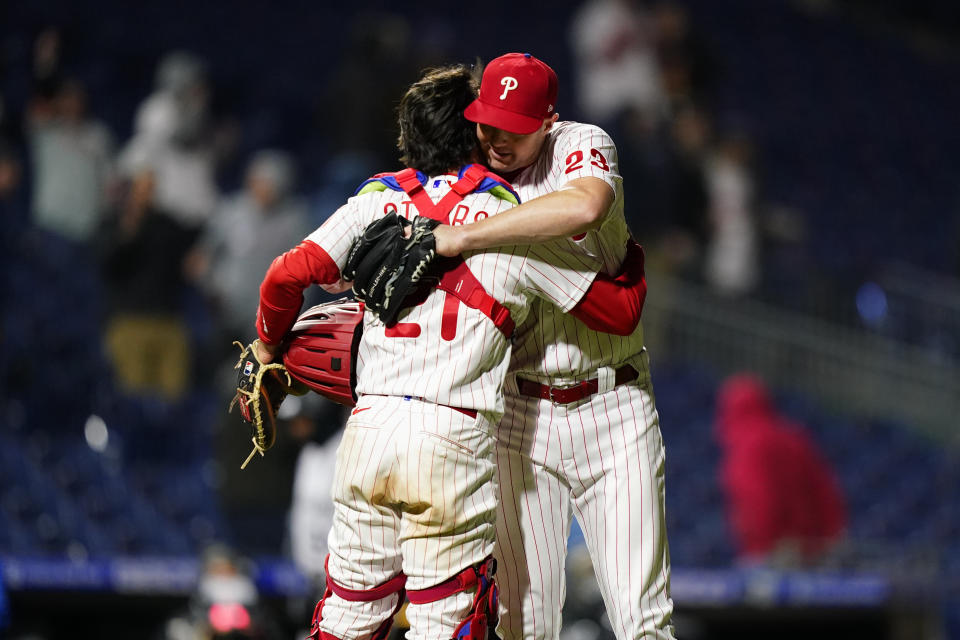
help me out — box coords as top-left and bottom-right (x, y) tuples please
(714, 373), (847, 565)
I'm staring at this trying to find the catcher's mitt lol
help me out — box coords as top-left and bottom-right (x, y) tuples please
(229, 339), (306, 469)
(343, 213), (441, 326)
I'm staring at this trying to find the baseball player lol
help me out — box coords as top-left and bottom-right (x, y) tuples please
(251, 66), (647, 640)
(426, 53), (677, 640)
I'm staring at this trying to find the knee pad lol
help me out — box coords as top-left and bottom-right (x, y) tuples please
(309, 555), (407, 640)
(406, 556), (498, 640)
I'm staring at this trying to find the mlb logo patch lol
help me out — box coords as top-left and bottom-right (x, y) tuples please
(244, 360), (254, 375)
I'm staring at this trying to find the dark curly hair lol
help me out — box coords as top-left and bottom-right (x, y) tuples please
(397, 64), (480, 176)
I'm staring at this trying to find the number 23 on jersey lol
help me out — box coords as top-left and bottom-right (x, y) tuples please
(565, 148), (609, 174)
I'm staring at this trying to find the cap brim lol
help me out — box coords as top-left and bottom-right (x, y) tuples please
(464, 100), (545, 135)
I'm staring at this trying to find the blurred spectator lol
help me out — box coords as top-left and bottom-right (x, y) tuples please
(120, 51), (221, 232)
(612, 103), (668, 244)
(186, 149), (311, 348)
(713, 373), (848, 567)
(258, 394), (350, 640)
(286, 398), (347, 584)
(0, 146), (31, 382)
(0, 93), (12, 151)
(27, 78), (115, 245)
(0, 141), (23, 210)
(569, 0), (667, 131)
(216, 396), (331, 560)
(97, 163), (195, 401)
(162, 544), (282, 640)
(645, 102), (711, 280)
(0, 79), (13, 150)
(30, 27), (65, 112)
(653, 1), (716, 110)
(703, 131), (760, 296)
(183, 150), (311, 559)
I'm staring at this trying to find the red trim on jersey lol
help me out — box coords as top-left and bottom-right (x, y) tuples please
(257, 240), (340, 345)
(569, 240), (646, 336)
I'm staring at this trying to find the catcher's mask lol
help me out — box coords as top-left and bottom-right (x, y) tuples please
(283, 299), (363, 407)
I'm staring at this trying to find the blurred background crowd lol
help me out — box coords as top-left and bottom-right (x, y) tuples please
(1, 0), (959, 638)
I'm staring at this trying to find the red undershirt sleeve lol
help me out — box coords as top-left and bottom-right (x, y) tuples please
(568, 240), (647, 336)
(256, 239), (341, 345)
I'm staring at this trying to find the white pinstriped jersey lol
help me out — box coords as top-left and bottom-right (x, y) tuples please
(306, 174), (601, 414)
(507, 121), (646, 382)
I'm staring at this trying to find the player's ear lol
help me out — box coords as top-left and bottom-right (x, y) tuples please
(543, 113), (559, 133)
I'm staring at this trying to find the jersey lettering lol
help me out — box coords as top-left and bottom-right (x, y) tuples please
(450, 204), (470, 226)
(385, 293), (461, 342)
(449, 205), (494, 225)
(566, 148), (610, 174)
(384, 321), (421, 338)
(384, 203), (398, 214)
(590, 148), (610, 171)
(564, 150), (584, 174)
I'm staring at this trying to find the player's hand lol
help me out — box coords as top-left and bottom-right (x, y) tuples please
(432, 225), (463, 257)
(345, 214), (442, 326)
(255, 339), (279, 364)
(321, 278), (354, 295)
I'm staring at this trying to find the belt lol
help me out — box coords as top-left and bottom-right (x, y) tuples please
(401, 395), (478, 419)
(516, 365), (638, 405)
(449, 406), (478, 419)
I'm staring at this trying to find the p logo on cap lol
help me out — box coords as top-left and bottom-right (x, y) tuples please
(499, 76), (519, 100)
(465, 53), (558, 135)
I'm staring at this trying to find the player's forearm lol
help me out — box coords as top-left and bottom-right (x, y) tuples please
(257, 240), (340, 345)
(436, 178), (614, 256)
(258, 259), (308, 345)
(567, 240), (646, 335)
(569, 267), (646, 335)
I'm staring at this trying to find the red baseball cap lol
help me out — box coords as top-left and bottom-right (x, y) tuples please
(464, 53), (558, 135)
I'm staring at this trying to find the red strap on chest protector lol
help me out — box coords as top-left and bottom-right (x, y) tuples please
(394, 166), (515, 337)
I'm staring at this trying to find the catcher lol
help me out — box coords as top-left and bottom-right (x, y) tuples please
(233, 64), (646, 640)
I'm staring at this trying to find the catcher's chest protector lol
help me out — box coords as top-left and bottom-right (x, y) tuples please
(356, 165), (520, 337)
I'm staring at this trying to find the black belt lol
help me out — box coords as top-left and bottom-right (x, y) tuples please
(516, 365), (638, 405)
